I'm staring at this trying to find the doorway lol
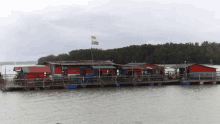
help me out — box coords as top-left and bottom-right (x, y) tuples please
(62, 66), (68, 77)
(80, 66), (86, 77)
(98, 71), (103, 76)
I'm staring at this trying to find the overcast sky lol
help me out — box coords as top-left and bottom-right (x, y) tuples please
(1, 0), (220, 62)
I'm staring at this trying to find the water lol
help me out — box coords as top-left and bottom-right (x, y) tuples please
(1, 85), (220, 124)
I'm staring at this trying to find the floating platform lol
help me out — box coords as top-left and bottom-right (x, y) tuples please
(1, 76), (220, 91)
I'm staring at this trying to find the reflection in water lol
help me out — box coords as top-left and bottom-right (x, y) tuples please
(1, 85), (220, 124)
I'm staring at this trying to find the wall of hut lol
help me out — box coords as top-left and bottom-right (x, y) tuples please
(189, 64), (216, 77)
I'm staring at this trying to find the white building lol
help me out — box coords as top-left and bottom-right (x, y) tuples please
(0, 61), (38, 75)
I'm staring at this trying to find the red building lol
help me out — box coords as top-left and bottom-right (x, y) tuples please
(121, 63), (165, 76)
(14, 66), (51, 79)
(171, 64), (216, 79)
(47, 60), (119, 78)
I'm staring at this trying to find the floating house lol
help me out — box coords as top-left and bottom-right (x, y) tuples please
(171, 64), (216, 79)
(47, 60), (119, 78)
(13, 66), (51, 79)
(121, 63), (165, 77)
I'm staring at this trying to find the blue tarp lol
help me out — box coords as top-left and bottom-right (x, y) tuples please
(22, 72), (24, 78)
(66, 84), (77, 89)
(181, 82), (190, 85)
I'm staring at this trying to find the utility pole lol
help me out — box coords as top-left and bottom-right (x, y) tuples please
(210, 60), (213, 68)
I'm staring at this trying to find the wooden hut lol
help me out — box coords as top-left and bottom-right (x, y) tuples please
(121, 63), (165, 76)
(171, 64), (216, 80)
(18, 66), (51, 79)
(47, 60), (119, 78)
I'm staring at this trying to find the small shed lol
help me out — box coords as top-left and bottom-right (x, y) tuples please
(122, 63), (165, 76)
(47, 60), (118, 77)
(92, 66), (116, 76)
(171, 64), (216, 79)
(121, 66), (143, 76)
(20, 66), (51, 79)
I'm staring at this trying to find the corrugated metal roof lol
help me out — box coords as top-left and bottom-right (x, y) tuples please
(92, 66), (116, 69)
(48, 60), (115, 65)
(122, 63), (145, 67)
(122, 66), (165, 70)
(171, 64), (193, 69)
(13, 65), (46, 72)
(171, 64), (217, 69)
(122, 66), (144, 70)
(22, 66), (51, 73)
(28, 66), (51, 73)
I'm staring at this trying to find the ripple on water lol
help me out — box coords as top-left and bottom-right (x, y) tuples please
(1, 85), (220, 124)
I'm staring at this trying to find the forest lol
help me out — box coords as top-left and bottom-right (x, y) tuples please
(37, 41), (219, 65)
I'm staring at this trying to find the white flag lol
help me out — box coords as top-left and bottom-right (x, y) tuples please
(91, 36), (99, 45)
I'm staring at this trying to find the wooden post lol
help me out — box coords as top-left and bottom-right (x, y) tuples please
(100, 77), (101, 85)
(63, 77), (65, 86)
(148, 75), (150, 82)
(52, 77), (54, 86)
(25, 80), (26, 89)
(43, 77), (45, 89)
(142, 70), (143, 80)
(212, 74), (213, 80)
(132, 67), (133, 77)
(115, 75), (117, 85)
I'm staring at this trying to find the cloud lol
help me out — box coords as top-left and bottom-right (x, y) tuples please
(1, 1), (220, 61)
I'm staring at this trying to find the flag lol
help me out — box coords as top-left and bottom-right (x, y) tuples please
(91, 36), (99, 45)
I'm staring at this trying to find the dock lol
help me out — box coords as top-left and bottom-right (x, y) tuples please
(1, 74), (220, 91)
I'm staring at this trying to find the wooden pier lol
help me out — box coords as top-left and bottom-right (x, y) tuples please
(1, 74), (220, 91)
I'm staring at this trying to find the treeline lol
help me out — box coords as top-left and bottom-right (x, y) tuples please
(37, 41), (220, 65)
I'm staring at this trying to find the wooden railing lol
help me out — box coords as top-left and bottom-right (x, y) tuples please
(4, 73), (220, 88)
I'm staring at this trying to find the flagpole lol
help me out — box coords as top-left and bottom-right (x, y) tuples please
(91, 44), (94, 65)
(91, 36), (95, 65)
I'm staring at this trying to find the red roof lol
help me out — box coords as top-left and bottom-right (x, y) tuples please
(28, 66), (51, 73)
(140, 64), (158, 67)
(13, 67), (22, 71)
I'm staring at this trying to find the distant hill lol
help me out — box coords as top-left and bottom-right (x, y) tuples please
(37, 41), (220, 65)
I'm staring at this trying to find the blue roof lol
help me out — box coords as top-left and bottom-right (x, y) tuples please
(92, 66), (116, 69)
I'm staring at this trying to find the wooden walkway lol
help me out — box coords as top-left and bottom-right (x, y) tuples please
(1, 75), (220, 91)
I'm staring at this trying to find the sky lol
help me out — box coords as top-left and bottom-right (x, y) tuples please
(1, 0), (220, 62)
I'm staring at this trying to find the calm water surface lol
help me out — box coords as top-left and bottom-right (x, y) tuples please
(1, 85), (220, 124)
